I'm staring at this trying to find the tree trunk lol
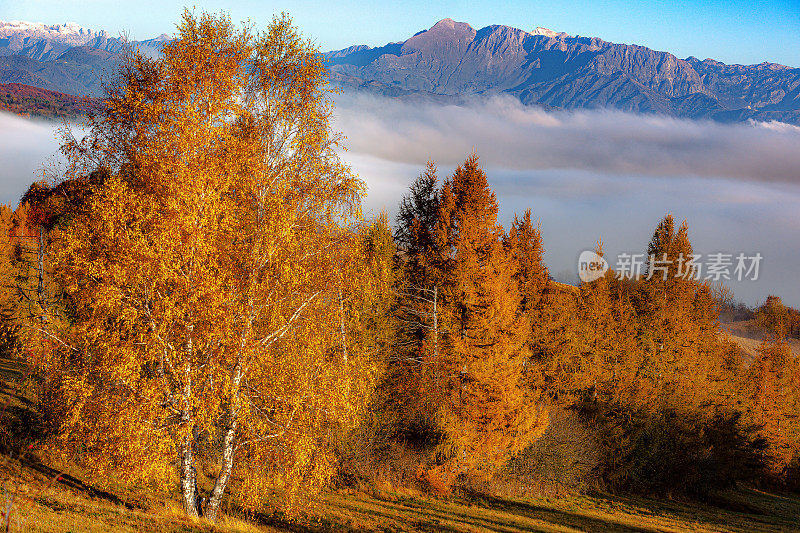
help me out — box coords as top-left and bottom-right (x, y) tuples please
(179, 431), (200, 517)
(338, 288), (348, 363)
(37, 226), (48, 319)
(204, 362), (243, 522)
(433, 285), (438, 384)
(179, 335), (201, 518)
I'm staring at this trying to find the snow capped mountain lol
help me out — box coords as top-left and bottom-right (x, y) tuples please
(0, 20), (107, 46)
(530, 26), (569, 39)
(0, 19), (170, 65)
(1, 17), (799, 124)
(325, 18), (800, 124)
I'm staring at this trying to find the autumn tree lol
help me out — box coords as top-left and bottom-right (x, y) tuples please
(530, 242), (641, 404)
(504, 209), (548, 315)
(35, 11), (375, 520)
(427, 154), (547, 488)
(333, 214), (396, 365)
(641, 215), (696, 372)
(755, 295), (790, 339)
(0, 205), (19, 355)
(746, 338), (800, 478)
(633, 215), (724, 408)
(572, 242), (626, 398)
(502, 208), (556, 397)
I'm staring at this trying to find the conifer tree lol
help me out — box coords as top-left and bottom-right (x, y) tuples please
(574, 242), (621, 397)
(638, 215), (702, 397)
(747, 338), (800, 477)
(395, 161), (440, 265)
(756, 295), (790, 339)
(504, 209), (548, 314)
(394, 161), (442, 361)
(429, 154), (546, 486)
(634, 216), (733, 415)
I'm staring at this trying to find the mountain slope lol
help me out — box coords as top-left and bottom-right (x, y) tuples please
(2, 18), (799, 123)
(0, 20), (167, 95)
(0, 53), (112, 96)
(0, 82), (100, 118)
(326, 19), (800, 123)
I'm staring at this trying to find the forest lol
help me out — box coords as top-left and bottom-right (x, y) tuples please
(1, 10), (800, 529)
(0, 83), (100, 119)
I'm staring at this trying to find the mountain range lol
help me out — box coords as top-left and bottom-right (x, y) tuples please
(2, 18), (799, 124)
(326, 19), (800, 124)
(0, 20), (168, 96)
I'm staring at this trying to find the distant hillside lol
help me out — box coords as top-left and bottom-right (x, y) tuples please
(0, 53), (113, 96)
(0, 82), (100, 119)
(326, 19), (800, 124)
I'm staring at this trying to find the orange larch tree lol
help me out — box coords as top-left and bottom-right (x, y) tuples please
(747, 338), (800, 477)
(428, 154), (547, 487)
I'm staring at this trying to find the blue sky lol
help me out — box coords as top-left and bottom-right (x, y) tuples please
(1, 0), (799, 66)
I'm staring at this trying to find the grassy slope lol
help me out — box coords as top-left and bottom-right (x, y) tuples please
(3, 352), (800, 533)
(721, 319), (800, 360)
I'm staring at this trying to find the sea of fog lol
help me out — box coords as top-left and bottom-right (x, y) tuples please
(2, 96), (799, 307)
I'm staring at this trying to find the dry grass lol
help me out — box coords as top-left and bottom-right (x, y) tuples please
(258, 487), (800, 533)
(0, 431), (280, 533)
(6, 466), (800, 533)
(721, 319), (800, 359)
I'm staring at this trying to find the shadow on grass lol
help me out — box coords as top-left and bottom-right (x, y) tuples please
(581, 489), (800, 533)
(0, 380), (31, 406)
(248, 492), (666, 533)
(459, 495), (662, 533)
(249, 487), (800, 533)
(1, 353), (142, 513)
(21, 460), (140, 510)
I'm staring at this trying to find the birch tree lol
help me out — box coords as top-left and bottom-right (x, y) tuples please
(39, 10), (375, 519)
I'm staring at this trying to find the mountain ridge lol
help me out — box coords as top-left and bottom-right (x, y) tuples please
(1, 18), (799, 123)
(325, 19), (800, 124)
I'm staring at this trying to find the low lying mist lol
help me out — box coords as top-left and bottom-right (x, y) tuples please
(332, 93), (800, 307)
(333, 93), (800, 185)
(0, 112), (67, 206)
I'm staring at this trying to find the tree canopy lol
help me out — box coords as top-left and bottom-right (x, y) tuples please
(30, 10), (377, 519)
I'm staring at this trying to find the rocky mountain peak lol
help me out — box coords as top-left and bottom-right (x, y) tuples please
(404, 18), (477, 52)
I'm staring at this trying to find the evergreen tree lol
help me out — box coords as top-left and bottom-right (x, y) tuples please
(394, 161), (442, 362)
(504, 209), (548, 314)
(429, 155), (546, 487)
(395, 161), (440, 262)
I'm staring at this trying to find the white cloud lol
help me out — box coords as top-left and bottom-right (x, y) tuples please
(333, 93), (800, 185)
(0, 112), (66, 206)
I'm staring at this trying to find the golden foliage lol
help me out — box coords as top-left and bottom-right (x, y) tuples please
(27, 10), (377, 519)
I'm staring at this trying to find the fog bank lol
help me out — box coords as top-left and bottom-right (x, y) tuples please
(332, 94), (800, 307)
